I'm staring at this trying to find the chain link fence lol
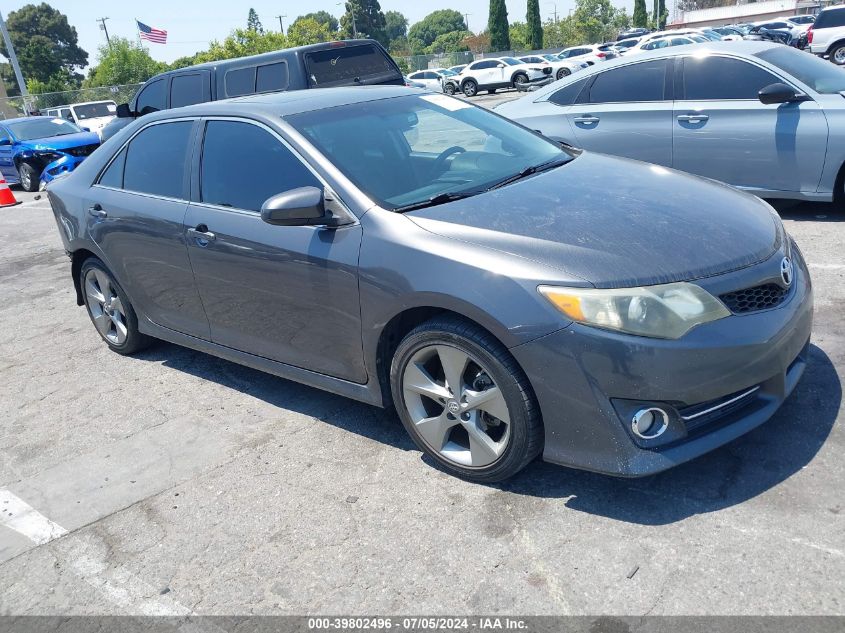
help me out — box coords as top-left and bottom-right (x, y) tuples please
(0, 83), (142, 119)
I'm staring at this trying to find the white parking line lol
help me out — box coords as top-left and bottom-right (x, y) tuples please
(0, 489), (68, 545)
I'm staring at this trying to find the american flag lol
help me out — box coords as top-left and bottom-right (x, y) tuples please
(136, 20), (167, 44)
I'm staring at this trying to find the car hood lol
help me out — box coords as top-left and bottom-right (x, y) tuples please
(406, 152), (781, 289)
(19, 131), (100, 151)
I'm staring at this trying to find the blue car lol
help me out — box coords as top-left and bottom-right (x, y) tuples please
(0, 116), (100, 191)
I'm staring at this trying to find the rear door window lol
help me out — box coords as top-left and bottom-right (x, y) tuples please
(225, 67), (256, 97)
(123, 121), (193, 199)
(304, 44), (401, 88)
(588, 60), (669, 103)
(256, 62), (289, 92)
(170, 73), (208, 108)
(549, 77), (590, 106)
(98, 148), (127, 189)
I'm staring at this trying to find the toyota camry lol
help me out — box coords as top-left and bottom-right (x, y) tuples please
(47, 87), (813, 482)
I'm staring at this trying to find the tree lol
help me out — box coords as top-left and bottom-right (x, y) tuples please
(488, 0), (511, 51)
(84, 38), (166, 87)
(527, 0), (543, 50)
(0, 3), (88, 94)
(463, 32), (491, 54)
(195, 29), (287, 63)
(384, 11), (409, 43)
(247, 8), (264, 34)
(425, 30), (471, 54)
(340, 0), (388, 46)
(569, 0), (628, 45)
(287, 17), (333, 47)
(292, 12), (339, 33)
(653, 0), (667, 29)
(509, 22), (531, 51)
(633, 0), (648, 28)
(408, 10), (466, 54)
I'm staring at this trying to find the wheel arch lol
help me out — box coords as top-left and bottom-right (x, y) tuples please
(373, 305), (522, 409)
(71, 248), (99, 306)
(511, 71), (529, 83)
(826, 38), (845, 56)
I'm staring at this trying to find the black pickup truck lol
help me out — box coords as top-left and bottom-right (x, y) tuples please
(102, 39), (404, 141)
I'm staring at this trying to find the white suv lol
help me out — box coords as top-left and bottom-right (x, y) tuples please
(808, 5), (845, 65)
(456, 57), (551, 96)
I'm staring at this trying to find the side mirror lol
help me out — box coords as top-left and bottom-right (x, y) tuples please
(261, 186), (328, 226)
(0, 138), (10, 146)
(497, 63), (506, 68)
(758, 82), (806, 105)
(116, 103), (133, 118)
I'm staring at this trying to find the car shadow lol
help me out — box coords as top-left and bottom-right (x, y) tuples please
(771, 198), (843, 220)
(136, 342), (838, 526)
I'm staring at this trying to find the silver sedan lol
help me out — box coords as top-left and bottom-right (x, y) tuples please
(496, 42), (845, 203)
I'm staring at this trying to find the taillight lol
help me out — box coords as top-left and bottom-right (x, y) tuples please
(807, 26), (813, 43)
(596, 52), (606, 58)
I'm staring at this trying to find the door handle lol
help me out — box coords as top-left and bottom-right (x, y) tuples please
(87, 204), (107, 219)
(677, 114), (709, 123)
(187, 225), (216, 245)
(573, 116), (600, 124)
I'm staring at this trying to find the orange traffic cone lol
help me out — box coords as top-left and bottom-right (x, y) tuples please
(0, 177), (21, 207)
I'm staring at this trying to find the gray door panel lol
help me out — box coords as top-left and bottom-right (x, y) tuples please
(86, 188), (210, 338)
(183, 206), (367, 383)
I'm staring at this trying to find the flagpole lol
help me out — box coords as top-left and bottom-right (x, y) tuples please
(134, 17), (144, 49)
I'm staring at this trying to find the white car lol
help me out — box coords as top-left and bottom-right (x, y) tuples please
(406, 70), (447, 92)
(454, 57), (551, 96)
(556, 45), (609, 65)
(625, 34), (707, 55)
(43, 100), (117, 140)
(808, 5), (845, 63)
(519, 55), (585, 81)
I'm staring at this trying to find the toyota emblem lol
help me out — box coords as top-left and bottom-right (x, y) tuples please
(780, 257), (794, 287)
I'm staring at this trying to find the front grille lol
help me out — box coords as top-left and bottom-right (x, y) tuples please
(719, 283), (787, 314)
(679, 386), (761, 433)
(542, 67), (552, 74)
(66, 143), (99, 157)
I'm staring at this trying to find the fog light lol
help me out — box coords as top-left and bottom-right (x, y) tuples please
(631, 407), (669, 439)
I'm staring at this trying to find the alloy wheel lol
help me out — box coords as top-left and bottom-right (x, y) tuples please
(834, 47), (845, 64)
(402, 344), (511, 467)
(84, 268), (129, 345)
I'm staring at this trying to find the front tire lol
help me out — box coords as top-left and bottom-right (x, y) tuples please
(390, 316), (543, 483)
(444, 83), (456, 96)
(80, 257), (152, 355)
(17, 162), (39, 192)
(830, 43), (845, 65)
(556, 67), (571, 80)
(462, 79), (478, 97)
(512, 73), (529, 88)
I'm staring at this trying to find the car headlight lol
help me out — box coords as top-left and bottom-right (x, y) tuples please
(35, 150), (63, 162)
(538, 282), (730, 339)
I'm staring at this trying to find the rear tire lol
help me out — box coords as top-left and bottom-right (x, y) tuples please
(462, 79), (478, 97)
(80, 257), (152, 356)
(390, 315), (543, 483)
(17, 162), (39, 192)
(830, 43), (845, 65)
(556, 67), (571, 80)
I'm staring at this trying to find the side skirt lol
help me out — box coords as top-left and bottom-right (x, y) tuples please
(138, 319), (384, 407)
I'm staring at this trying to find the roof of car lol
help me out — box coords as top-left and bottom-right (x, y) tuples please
(0, 116), (51, 125)
(149, 86), (422, 119)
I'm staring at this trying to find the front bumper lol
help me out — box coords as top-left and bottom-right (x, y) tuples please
(39, 155), (87, 189)
(511, 246), (814, 477)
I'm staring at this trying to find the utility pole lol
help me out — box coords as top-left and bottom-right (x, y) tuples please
(464, 13), (471, 32)
(97, 17), (112, 49)
(0, 9), (30, 114)
(275, 15), (287, 33)
(547, 2), (558, 23)
(337, 2), (357, 38)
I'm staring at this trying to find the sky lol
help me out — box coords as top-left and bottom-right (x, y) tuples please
(2, 0), (637, 69)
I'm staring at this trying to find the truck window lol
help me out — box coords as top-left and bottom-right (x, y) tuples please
(225, 67), (256, 97)
(171, 73), (208, 108)
(256, 62), (289, 92)
(304, 44), (401, 88)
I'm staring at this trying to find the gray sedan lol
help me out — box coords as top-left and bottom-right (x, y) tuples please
(496, 41), (845, 203)
(47, 87), (812, 482)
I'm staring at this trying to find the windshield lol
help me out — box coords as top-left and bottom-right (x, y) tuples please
(501, 57), (522, 65)
(756, 46), (845, 94)
(439, 69), (458, 76)
(72, 102), (116, 119)
(6, 117), (82, 141)
(286, 94), (570, 210)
